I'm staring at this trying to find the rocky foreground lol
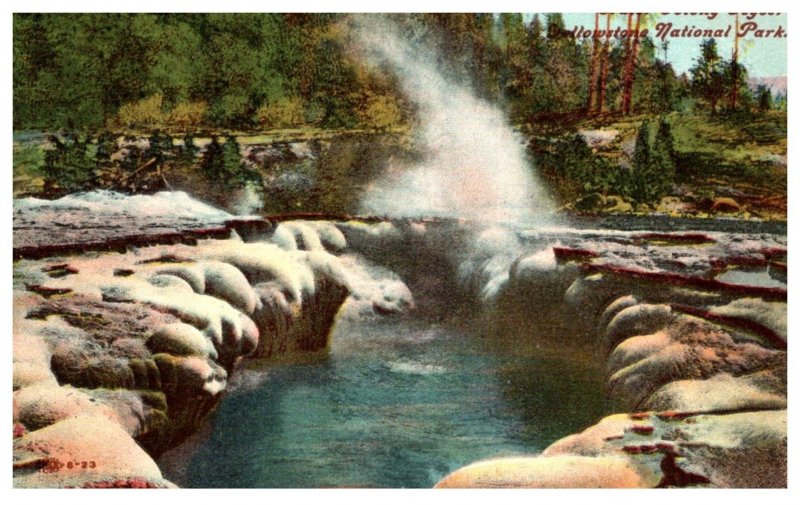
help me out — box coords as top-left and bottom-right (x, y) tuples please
(338, 220), (787, 488)
(12, 193), (787, 488)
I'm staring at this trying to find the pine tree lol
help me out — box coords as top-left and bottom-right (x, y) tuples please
(545, 13), (565, 39)
(630, 119), (654, 203)
(177, 131), (200, 167)
(200, 135), (225, 182)
(690, 39), (725, 112)
(651, 117), (676, 193)
(723, 60), (751, 113)
(222, 134), (245, 182)
(146, 130), (173, 166)
(652, 60), (679, 113)
(42, 132), (97, 193)
(757, 85), (773, 112)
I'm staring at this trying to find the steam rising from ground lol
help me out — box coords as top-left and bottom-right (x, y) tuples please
(355, 18), (553, 226)
(231, 181), (264, 216)
(15, 190), (233, 221)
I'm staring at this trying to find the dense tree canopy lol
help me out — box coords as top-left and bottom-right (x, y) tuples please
(14, 13), (768, 131)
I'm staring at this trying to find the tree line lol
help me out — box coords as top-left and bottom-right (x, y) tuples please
(13, 13), (780, 133)
(41, 128), (258, 196)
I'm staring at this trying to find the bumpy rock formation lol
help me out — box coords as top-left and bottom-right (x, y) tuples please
(337, 219), (787, 488)
(12, 198), (386, 487)
(13, 195), (787, 488)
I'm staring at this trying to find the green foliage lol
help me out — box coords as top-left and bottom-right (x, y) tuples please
(310, 37), (359, 128)
(497, 13), (528, 105)
(167, 101), (208, 129)
(358, 94), (403, 132)
(42, 132), (97, 192)
(13, 141), (46, 178)
(692, 41), (722, 101)
(207, 93), (252, 129)
(630, 120), (653, 202)
(222, 135), (248, 182)
(531, 134), (629, 201)
(689, 39), (728, 113)
(651, 117), (676, 190)
(255, 97), (305, 128)
(177, 132), (200, 167)
(117, 94), (165, 128)
(545, 13), (566, 38)
(146, 130), (173, 165)
(629, 118), (675, 203)
(199, 134), (255, 189)
(631, 38), (687, 114)
(722, 60), (752, 113)
(11, 13), (760, 133)
(199, 136), (225, 182)
(118, 135), (148, 173)
(651, 61), (682, 113)
(756, 85), (773, 112)
(94, 132), (118, 169)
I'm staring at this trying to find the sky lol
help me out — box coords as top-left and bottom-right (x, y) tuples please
(560, 13), (787, 78)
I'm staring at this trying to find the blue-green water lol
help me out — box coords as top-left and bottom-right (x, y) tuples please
(183, 315), (606, 488)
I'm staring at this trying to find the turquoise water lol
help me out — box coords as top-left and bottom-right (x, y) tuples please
(184, 315), (606, 488)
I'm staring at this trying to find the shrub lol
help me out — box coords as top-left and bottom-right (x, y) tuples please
(255, 97), (305, 129)
(222, 135), (245, 181)
(303, 101), (326, 126)
(200, 135), (225, 182)
(200, 134), (256, 189)
(118, 135), (147, 173)
(117, 94), (165, 128)
(531, 134), (632, 204)
(358, 94), (403, 131)
(319, 93), (359, 129)
(13, 142), (46, 178)
(42, 132), (96, 192)
(94, 131), (118, 169)
(146, 130), (174, 166)
(167, 101), (208, 128)
(176, 132), (200, 168)
(207, 94), (251, 128)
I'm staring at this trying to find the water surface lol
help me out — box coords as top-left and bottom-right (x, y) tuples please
(185, 314), (606, 488)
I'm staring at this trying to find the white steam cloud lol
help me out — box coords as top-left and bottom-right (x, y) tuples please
(354, 17), (554, 226)
(231, 181), (264, 216)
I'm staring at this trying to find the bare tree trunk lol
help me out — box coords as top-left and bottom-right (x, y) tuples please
(597, 14), (612, 113)
(730, 13), (740, 111)
(621, 14), (637, 115)
(630, 14), (643, 111)
(586, 13), (600, 113)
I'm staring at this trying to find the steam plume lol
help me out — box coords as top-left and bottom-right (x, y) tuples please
(354, 17), (553, 226)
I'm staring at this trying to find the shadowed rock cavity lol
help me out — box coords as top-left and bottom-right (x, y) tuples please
(13, 219), (360, 487)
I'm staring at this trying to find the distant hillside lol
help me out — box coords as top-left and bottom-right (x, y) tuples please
(749, 76), (787, 96)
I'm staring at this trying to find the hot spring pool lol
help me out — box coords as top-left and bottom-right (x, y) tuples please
(178, 314), (607, 488)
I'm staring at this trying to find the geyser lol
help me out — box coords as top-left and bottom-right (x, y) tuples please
(355, 18), (554, 226)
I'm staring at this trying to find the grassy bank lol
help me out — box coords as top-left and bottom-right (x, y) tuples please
(527, 109), (786, 219)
